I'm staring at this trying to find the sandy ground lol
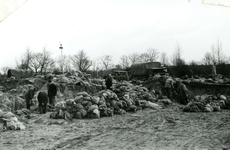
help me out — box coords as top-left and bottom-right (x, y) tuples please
(1, 103), (230, 150)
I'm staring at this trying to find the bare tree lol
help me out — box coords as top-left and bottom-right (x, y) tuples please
(160, 52), (169, 66)
(211, 45), (216, 64)
(70, 50), (92, 72)
(202, 52), (213, 65)
(146, 48), (159, 62)
(39, 48), (54, 73)
(120, 55), (129, 69)
(138, 48), (159, 63)
(100, 55), (113, 69)
(203, 39), (226, 65)
(56, 55), (72, 73)
(16, 47), (33, 69)
(171, 42), (184, 66)
(1, 67), (10, 75)
(214, 39), (226, 64)
(129, 53), (140, 65)
(91, 59), (100, 71)
(30, 53), (42, 73)
(138, 53), (149, 63)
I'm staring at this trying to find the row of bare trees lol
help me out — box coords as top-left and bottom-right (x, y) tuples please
(202, 39), (228, 65)
(1, 39), (229, 75)
(15, 48), (55, 73)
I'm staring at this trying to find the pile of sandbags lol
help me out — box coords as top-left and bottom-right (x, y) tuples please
(183, 94), (229, 112)
(0, 109), (26, 130)
(113, 81), (157, 102)
(0, 92), (23, 112)
(50, 82), (162, 120)
(50, 91), (101, 119)
(49, 72), (103, 95)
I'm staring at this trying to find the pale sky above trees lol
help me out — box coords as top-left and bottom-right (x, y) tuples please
(0, 0), (230, 73)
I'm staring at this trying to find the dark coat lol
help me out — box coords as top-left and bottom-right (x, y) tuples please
(177, 82), (189, 104)
(105, 76), (113, 89)
(37, 92), (48, 114)
(25, 89), (35, 110)
(48, 83), (57, 97)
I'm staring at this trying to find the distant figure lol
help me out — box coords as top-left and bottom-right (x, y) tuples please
(37, 92), (48, 114)
(177, 80), (189, 105)
(105, 74), (113, 90)
(212, 63), (217, 79)
(25, 88), (35, 110)
(165, 76), (176, 100)
(48, 80), (58, 107)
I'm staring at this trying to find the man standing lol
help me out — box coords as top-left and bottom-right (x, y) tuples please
(212, 62), (217, 79)
(165, 76), (175, 100)
(105, 74), (113, 90)
(177, 80), (189, 105)
(48, 80), (58, 107)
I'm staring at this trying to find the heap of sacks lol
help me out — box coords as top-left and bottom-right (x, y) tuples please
(50, 81), (161, 119)
(178, 74), (230, 85)
(183, 94), (230, 112)
(0, 109), (26, 130)
(47, 72), (105, 94)
(0, 91), (26, 112)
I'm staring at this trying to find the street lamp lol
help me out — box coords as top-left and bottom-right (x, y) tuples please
(59, 43), (63, 74)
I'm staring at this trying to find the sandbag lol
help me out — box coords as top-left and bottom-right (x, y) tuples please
(220, 95), (227, 101)
(83, 96), (91, 101)
(3, 118), (26, 130)
(79, 109), (87, 117)
(66, 99), (76, 106)
(92, 96), (100, 104)
(90, 109), (100, 119)
(75, 112), (82, 119)
(74, 95), (83, 103)
(55, 101), (66, 108)
(204, 104), (214, 112)
(81, 100), (89, 106)
(76, 92), (90, 97)
(143, 101), (161, 110)
(75, 103), (84, 110)
(88, 105), (98, 113)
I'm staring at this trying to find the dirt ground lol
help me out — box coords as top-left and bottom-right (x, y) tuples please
(1, 103), (230, 150)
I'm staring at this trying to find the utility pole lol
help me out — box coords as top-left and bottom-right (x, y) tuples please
(59, 43), (63, 74)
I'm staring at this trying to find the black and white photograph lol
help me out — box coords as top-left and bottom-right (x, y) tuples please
(0, 0), (230, 149)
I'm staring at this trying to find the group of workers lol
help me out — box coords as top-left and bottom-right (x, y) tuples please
(25, 76), (58, 113)
(164, 75), (189, 105)
(104, 73), (189, 105)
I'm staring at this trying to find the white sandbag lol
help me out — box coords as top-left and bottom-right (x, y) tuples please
(92, 96), (100, 104)
(55, 101), (66, 108)
(2, 116), (25, 130)
(220, 95), (227, 101)
(139, 100), (161, 110)
(91, 109), (100, 118)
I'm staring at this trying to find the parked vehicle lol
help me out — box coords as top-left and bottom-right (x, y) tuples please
(130, 62), (167, 80)
(112, 70), (129, 81)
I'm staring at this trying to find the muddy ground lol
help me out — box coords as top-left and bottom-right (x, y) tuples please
(1, 103), (230, 150)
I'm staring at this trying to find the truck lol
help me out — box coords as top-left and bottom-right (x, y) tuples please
(130, 62), (167, 80)
(101, 68), (129, 81)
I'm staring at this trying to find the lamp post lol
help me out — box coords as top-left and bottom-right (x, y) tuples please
(59, 43), (63, 74)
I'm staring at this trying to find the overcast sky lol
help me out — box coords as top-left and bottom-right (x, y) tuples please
(0, 0), (230, 73)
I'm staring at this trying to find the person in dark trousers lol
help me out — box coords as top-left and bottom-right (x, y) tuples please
(25, 88), (35, 110)
(37, 92), (48, 114)
(177, 80), (189, 105)
(47, 80), (58, 107)
(164, 76), (176, 101)
(105, 74), (113, 90)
